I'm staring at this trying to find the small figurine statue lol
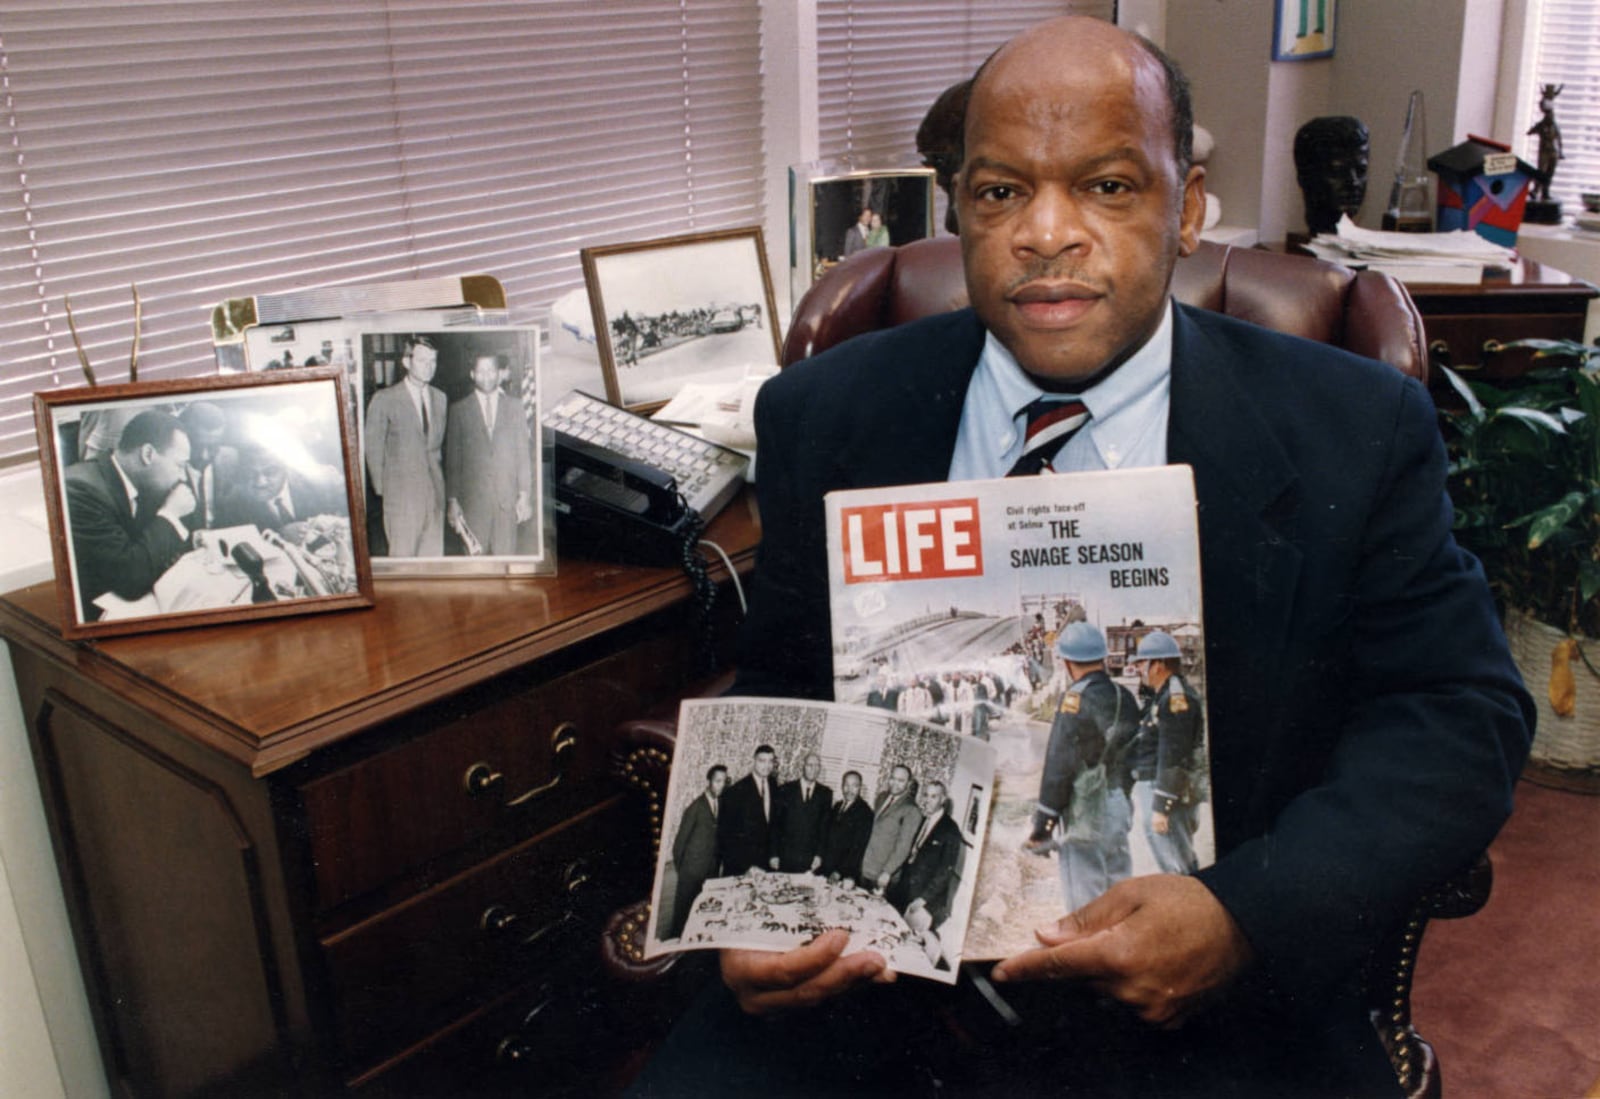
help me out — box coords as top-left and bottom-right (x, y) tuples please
(1293, 116), (1370, 237)
(1525, 83), (1564, 223)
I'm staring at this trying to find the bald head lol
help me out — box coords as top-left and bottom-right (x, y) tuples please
(961, 18), (1192, 179)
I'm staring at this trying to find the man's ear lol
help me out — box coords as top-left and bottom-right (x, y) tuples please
(1177, 165), (1207, 257)
(135, 443), (157, 467)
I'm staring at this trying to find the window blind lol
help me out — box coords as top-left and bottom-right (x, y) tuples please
(815, 1), (1117, 168)
(0, 0), (765, 467)
(1520, 0), (1600, 210)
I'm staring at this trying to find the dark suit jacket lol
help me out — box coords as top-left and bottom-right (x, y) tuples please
(63, 455), (189, 620)
(819, 796), (873, 882)
(717, 773), (771, 876)
(671, 793), (721, 884)
(734, 304), (1532, 1072)
(886, 812), (964, 927)
(770, 779), (832, 871)
(217, 470), (346, 535)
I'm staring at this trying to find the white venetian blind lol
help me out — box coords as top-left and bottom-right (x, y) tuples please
(815, 0), (1116, 168)
(0, 0), (765, 467)
(1518, 0), (1600, 210)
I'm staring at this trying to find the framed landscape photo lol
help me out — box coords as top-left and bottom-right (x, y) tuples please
(804, 167), (936, 287)
(581, 227), (782, 411)
(354, 324), (553, 576)
(34, 368), (373, 640)
(1272, 0), (1336, 61)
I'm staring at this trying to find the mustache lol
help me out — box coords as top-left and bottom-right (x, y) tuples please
(1002, 265), (1105, 297)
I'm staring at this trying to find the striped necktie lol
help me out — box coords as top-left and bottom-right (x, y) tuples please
(1008, 397), (1089, 476)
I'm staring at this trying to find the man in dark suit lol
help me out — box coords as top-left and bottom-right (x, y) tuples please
(63, 409), (196, 621)
(445, 353), (533, 556)
(217, 440), (347, 541)
(886, 780), (965, 932)
(768, 752), (832, 873)
(662, 765), (726, 940)
(638, 15), (1531, 1099)
(717, 744), (775, 877)
(818, 770), (873, 884)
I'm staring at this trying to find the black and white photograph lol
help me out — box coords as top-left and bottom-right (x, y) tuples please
(808, 169), (936, 283)
(357, 325), (552, 575)
(581, 227), (782, 410)
(35, 369), (372, 640)
(826, 467), (1215, 959)
(644, 696), (996, 985)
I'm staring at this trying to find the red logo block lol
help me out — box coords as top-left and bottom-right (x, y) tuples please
(840, 498), (983, 584)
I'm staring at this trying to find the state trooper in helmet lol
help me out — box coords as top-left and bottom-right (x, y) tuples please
(1024, 621), (1139, 911)
(1128, 630), (1204, 874)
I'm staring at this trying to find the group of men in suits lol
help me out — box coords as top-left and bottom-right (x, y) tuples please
(62, 401), (347, 620)
(635, 13), (1531, 1098)
(364, 335), (533, 559)
(661, 746), (967, 944)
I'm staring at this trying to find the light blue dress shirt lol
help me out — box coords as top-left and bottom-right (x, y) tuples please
(948, 300), (1174, 480)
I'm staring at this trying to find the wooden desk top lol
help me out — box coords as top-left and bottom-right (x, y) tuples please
(0, 489), (762, 775)
(1274, 241), (1596, 302)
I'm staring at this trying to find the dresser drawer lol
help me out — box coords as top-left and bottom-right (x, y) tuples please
(321, 798), (642, 1071)
(299, 638), (679, 910)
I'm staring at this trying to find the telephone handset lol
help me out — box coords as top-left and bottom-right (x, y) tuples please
(545, 390), (749, 567)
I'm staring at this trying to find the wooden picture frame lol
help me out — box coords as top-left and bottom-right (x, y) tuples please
(1272, 0), (1336, 61)
(34, 368), (373, 639)
(805, 168), (937, 286)
(581, 227), (782, 411)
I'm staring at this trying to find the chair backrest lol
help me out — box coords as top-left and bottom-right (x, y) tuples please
(781, 236), (1429, 383)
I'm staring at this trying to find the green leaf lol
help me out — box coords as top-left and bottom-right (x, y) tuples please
(1495, 407), (1569, 435)
(1581, 560), (1600, 605)
(1522, 491), (1588, 549)
(1439, 364), (1484, 419)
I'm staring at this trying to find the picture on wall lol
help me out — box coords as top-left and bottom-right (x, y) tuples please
(581, 227), (783, 411)
(1272, 0), (1337, 61)
(34, 368), (373, 640)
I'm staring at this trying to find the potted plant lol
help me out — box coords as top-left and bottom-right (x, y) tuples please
(1438, 337), (1600, 790)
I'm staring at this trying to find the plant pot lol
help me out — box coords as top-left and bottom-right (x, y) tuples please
(1503, 608), (1600, 794)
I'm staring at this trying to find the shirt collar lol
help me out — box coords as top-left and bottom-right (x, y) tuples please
(975, 299), (1174, 464)
(109, 451), (140, 511)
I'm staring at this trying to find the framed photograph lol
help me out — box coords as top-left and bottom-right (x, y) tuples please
(1272, 0), (1336, 60)
(581, 227), (782, 411)
(356, 325), (554, 576)
(804, 168), (937, 287)
(34, 368), (373, 640)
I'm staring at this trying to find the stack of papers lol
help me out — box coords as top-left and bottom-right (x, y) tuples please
(1303, 215), (1515, 284)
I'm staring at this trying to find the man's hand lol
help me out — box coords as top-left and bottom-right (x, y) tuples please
(991, 874), (1253, 1028)
(447, 498), (464, 527)
(157, 482), (197, 525)
(768, 856), (780, 870)
(721, 929), (891, 1015)
(1151, 811), (1170, 836)
(514, 490), (533, 524)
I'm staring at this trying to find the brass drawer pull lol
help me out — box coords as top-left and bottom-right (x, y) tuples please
(478, 860), (593, 949)
(461, 723), (580, 807)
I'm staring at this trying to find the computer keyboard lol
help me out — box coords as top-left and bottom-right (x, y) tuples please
(543, 390), (749, 521)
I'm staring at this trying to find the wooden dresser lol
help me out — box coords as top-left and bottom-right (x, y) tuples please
(0, 493), (759, 1097)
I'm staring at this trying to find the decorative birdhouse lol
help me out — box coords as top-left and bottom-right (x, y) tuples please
(1427, 136), (1536, 247)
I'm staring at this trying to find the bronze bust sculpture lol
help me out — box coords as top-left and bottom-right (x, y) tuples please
(1294, 116), (1370, 236)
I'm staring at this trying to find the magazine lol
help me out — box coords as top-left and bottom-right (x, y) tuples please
(643, 697), (996, 984)
(825, 465), (1214, 959)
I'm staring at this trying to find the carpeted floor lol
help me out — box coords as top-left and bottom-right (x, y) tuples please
(1411, 778), (1600, 1099)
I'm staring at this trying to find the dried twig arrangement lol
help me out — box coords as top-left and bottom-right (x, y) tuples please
(63, 284), (142, 386)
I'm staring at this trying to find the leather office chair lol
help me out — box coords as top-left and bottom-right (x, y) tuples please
(604, 238), (1477, 1099)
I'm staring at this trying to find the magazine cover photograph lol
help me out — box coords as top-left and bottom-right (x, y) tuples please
(825, 465), (1214, 959)
(644, 697), (996, 984)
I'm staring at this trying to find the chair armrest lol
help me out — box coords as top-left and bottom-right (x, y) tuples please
(601, 718), (681, 980)
(1367, 853), (1494, 1099)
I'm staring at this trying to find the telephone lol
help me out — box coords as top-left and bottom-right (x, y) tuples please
(546, 390), (748, 567)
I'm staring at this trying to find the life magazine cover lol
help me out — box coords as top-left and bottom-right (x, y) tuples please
(825, 465), (1214, 959)
(644, 697), (996, 984)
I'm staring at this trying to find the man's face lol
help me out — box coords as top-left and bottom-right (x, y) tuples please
(842, 773), (861, 801)
(709, 771), (727, 798)
(919, 783), (946, 818)
(802, 754), (821, 782)
(857, 208), (873, 227)
(135, 430), (190, 498)
(888, 766), (910, 796)
(753, 751), (774, 778)
(188, 426), (224, 470)
(956, 24), (1204, 385)
(245, 451), (288, 502)
(1299, 142), (1368, 224)
(471, 356), (499, 395)
(405, 343), (438, 384)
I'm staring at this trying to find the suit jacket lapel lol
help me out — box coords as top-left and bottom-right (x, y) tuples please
(1166, 305), (1302, 755)
(833, 310), (985, 490)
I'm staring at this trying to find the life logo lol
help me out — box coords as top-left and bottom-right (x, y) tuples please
(840, 498), (984, 584)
